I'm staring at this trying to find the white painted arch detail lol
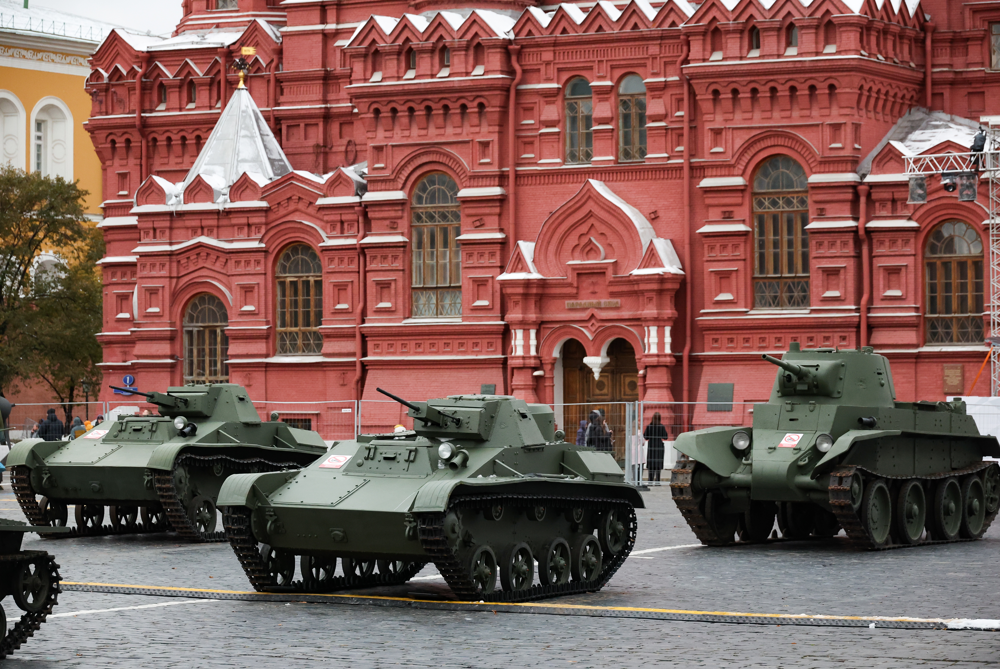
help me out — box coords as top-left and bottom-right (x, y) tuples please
(29, 96), (73, 181)
(0, 90), (25, 170)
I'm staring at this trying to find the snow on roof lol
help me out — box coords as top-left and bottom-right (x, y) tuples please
(110, 28), (166, 51)
(177, 86), (292, 204)
(349, 8), (518, 45)
(0, 0), (129, 43)
(588, 180), (655, 252)
(497, 241), (545, 281)
(860, 108), (980, 177)
(631, 238), (685, 276)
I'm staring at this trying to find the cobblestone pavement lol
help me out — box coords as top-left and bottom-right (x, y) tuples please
(1, 476), (997, 668)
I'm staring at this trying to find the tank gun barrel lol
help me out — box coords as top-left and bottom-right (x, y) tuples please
(107, 386), (188, 408)
(761, 354), (806, 378)
(376, 387), (421, 413)
(376, 387), (461, 427)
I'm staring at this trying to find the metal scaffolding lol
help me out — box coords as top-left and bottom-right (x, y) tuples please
(903, 125), (1000, 395)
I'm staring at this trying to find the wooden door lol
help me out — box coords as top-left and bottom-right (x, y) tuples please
(562, 338), (638, 458)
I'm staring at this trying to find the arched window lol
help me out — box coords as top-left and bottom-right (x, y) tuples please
(276, 244), (323, 354)
(0, 92), (25, 169)
(565, 78), (593, 164)
(752, 155), (809, 309)
(618, 75), (646, 162)
(411, 173), (462, 317)
(925, 221), (984, 344)
(183, 294), (229, 384)
(187, 80), (197, 107)
(31, 100), (71, 180)
(786, 25), (799, 52)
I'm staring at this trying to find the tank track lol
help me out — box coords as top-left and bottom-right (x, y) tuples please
(416, 493), (638, 603)
(669, 455), (725, 546)
(221, 506), (425, 592)
(154, 453), (305, 542)
(0, 551), (60, 662)
(828, 462), (999, 550)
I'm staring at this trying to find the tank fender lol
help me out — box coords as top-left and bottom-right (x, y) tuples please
(217, 471), (298, 510)
(813, 429), (902, 472)
(145, 443), (189, 472)
(411, 480), (459, 513)
(410, 479), (645, 513)
(5, 439), (61, 468)
(672, 426), (747, 477)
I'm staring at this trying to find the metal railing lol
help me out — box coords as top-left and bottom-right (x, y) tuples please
(0, 13), (109, 42)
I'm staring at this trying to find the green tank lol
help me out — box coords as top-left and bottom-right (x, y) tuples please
(671, 344), (1000, 549)
(218, 389), (643, 601)
(7, 384), (327, 541)
(1, 517), (67, 661)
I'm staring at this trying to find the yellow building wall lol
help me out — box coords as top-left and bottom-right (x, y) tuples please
(0, 52), (102, 215)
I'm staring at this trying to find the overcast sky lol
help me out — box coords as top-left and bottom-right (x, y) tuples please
(30, 0), (183, 35)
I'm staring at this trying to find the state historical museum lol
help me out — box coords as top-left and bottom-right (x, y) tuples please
(86, 0), (1000, 433)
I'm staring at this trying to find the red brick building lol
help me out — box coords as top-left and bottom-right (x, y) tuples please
(85, 0), (1000, 433)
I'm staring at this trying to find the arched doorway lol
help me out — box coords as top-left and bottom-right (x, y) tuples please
(560, 338), (638, 457)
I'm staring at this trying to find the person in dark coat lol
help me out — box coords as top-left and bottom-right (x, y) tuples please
(643, 412), (669, 485)
(585, 410), (613, 452)
(38, 409), (64, 442)
(575, 420), (587, 446)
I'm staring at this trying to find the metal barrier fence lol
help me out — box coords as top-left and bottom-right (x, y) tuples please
(252, 401), (357, 442)
(5, 402), (106, 441)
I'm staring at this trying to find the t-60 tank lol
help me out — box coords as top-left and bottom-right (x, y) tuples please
(671, 344), (1000, 549)
(8, 384), (327, 541)
(219, 389), (643, 602)
(1, 518), (67, 661)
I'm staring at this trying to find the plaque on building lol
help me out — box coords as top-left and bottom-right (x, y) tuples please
(707, 383), (734, 412)
(942, 364), (964, 395)
(480, 384), (496, 394)
(566, 299), (621, 310)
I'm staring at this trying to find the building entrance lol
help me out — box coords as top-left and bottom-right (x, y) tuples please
(561, 338), (638, 458)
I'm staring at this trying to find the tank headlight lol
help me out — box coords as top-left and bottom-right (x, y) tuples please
(173, 416), (188, 431)
(815, 433), (834, 453)
(731, 431), (751, 451)
(438, 442), (455, 460)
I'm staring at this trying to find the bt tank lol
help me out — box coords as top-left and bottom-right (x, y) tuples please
(0, 518), (67, 661)
(8, 384), (327, 541)
(218, 389), (643, 602)
(671, 344), (1000, 549)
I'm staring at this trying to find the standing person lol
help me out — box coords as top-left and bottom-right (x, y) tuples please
(93, 415), (104, 426)
(643, 412), (669, 485)
(70, 416), (86, 439)
(575, 419), (587, 446)
(38, 409), (64, 441)
(585, 410), (612, 452)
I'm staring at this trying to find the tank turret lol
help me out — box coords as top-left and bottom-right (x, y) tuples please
(218, 391), (642, 602)
(671, 345), (1000, 550)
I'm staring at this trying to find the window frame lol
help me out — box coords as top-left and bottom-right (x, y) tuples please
(617, 74), (647, 163)
(410, 173), (463, 318)
(991, 23), (1000, 70)
(924, 221), (985, 345)
(275, 244), (324, 355)
(182, 294), (230, 384)
(214, 0), (238, 9)
(565, 77), (593, 165)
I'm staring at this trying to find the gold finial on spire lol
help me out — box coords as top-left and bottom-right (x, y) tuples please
(233, 46), (256, 90)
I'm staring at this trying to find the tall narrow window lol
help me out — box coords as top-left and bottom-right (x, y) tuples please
(33, 120), (44, 173)
(187, 80), (197, 107)
(216, 0), (238, 9)
(753, 156), (810, 309)
(749, 26), (761, 52)
(925, 221), (984, 344)
(276, 244), (323, 354)
(786, 25), (799, 53)
(183, 294), (229, 384)
(565, 78), (593, 164)
(411, 173), (462, 318)
(618, 75), (646, 162)
(992, 24), (1000, 70)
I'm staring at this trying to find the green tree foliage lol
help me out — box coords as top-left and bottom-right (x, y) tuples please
(0, 166), (95, 415)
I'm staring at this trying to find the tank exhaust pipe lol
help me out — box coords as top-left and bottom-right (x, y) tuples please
(858, 416), (878, 429)
(448, 450), (469, 470)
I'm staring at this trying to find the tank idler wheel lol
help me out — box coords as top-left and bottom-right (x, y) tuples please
(895, 480), (926, 545)
(300, 555), (337, 589)
(931, 478), (962, 541)
(812, 510), (841, 539)
(110, 505), (139, 531)
(738, 501), (776, 543)
(467, 545), (498, 594)
(259, 544), (295, 586)
(75, 504), (105, 531)
(499, 542), (534, 592)
(778, 503), (813, 541)
(187, 496), (218, 535)
(862, 479), (893, 548)
(598, 509), (628, 555)
(540, 538), (571, 586)
(960, 476), (987, 539)
(571, 535), (603, 583)
(38, 497), (68, 527)
(703, 493), (739, 545)
(983, 465), (999, 515)
(141, 506), (170, 532)
(342, 557), (376, 579)
(486, 504), (504, 521)
(849, 471), (865, 511)
(13, 558), (52, 613)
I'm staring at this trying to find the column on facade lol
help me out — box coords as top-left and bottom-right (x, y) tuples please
(866, 218), (921, 348)
(590, 80), (615, 165)
(455, 187), (506, 322)
(643, 77), (670, 163)
(536, 85), (563, 165)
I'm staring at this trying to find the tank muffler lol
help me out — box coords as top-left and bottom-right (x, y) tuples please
(448, 450), (470, 470)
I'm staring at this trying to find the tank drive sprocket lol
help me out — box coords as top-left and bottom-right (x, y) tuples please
(0, 551), (61, 661)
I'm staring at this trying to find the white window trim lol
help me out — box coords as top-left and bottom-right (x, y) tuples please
(29, 96), (73, 181)
(0, 89), (26, 171)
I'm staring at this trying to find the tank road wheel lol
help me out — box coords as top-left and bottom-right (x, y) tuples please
(540, 538), (571, 586)
(376, 559), (408, 576)
(983, 465), (1000, 516)
(486, 504), (504, 522)
(703, 493), (739, 545)
(499, 543), (534, 592)
(778, 503), (813, 541)
(38, 497), (68, 527)
(469, 546), (498, 594)
(849, 471), (865, 511)
(75, 504), (105, 531)
(259, 544), (295, 586)
(598, 509), (628, 556)
(571, 535), (603, 583)
(342, 557), (375, 579)
(300, 555), (337, 589)
(895, 480), (926, 545)
(187, 496), (218, 535)
(959, 476), (987, 539)
(738, 501), (776, 543)
(862, 479), (893, 548)
(0, 602), (5, 635)
(931, 478), (962, 541)
(110, 505), (139, 532)
(13, 558), (53, 613)
(141, 506), (170, 532)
